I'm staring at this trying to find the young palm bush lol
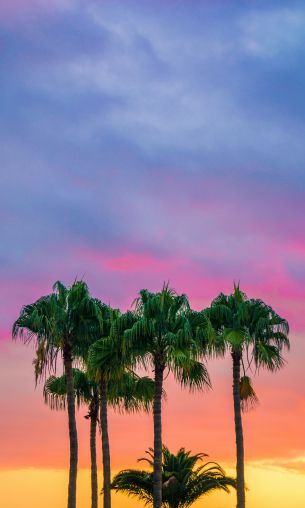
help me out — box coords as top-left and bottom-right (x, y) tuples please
(13, 281), (103, 508)
(111, 446), (236, 508)
(120, 284), (211, 508)
(203, 284), (289, 508)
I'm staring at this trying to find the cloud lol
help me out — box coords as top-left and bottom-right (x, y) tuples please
(1, 0), (305, 335)
(3, 0), (305, 167)
(239, 7), (305, 59)
(1, 7), (305, 505)
(252, 457), (305, 475)
(0, 0), (75, 25)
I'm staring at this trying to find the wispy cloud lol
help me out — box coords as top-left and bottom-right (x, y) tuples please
(0, 0), (304, 438)
(239, 7), (305, 59)
(251, 457), (305, 475)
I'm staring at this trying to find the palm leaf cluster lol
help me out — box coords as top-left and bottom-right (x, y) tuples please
(12, 280), (290, 508)
(124, 286), (210, 390)
(43, 368), (92, 410)
(205, 284), (289, 369)
(112, 446), (236, 508)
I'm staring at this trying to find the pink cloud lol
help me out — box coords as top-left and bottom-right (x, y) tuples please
(96, 252), (176, 273)
(79, 249), (182, 272)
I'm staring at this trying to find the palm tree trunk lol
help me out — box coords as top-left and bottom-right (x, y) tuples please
(153, 359), (165, 508)
(90, 392), (98, 508)
(100, 378), (111, 508)
(232, 351), (245, 508)
(64, 345), (78, 508)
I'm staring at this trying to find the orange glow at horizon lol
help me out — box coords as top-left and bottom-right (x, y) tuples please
(1, 465), (305, 508)
(1, 331), (305, 507)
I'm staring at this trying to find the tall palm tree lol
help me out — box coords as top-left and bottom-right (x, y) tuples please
(12, 280), (103, 508)
(111, 446), (236, 508)
(121, 284), (211, 508)
(88, 313), (156, 508)
(203, 284), (289, 508)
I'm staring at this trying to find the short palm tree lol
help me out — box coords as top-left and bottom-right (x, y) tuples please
(44, 367), (155, 508)
(44, 368), (99, 508)
(12, 280), (103, 508)
(204, 284), (289, 508)
(111, 446), (236, 508)
(122, 284), (211, 508)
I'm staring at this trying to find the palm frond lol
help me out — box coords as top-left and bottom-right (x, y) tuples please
(173, 358), (211, 392)
(43, 368), (93, 410)
(203, 285), (290, 373)
(108, 372), (155, 413)
(111, 469), (153, 506)
(13, 280), (107, 380)
(122, 285), (211, 391)
(112, 446), (236, 508)
(240, 376), (259, 412)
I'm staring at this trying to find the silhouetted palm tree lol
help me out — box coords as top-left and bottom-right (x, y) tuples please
(88, 311), (156, 508)
(44, 368), (98, 508)
(13, 281), (103, 508)
(122, 284), (211, 508)
(44, 367), (155, 508)
(204, 284), (289, 508)
(112, 446), (236, 508)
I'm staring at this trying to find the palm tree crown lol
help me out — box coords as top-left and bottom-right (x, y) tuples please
(111, 446), (236, 508)
(205, 284), (289, 369)
(124, 284), (210, 390)
(13, 280), (104, 376)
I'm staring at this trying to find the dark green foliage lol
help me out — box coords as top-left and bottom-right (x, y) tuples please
(44, 368), (155, 414)
(111, 446), (236, 508)
(107, 371), (155, 413)
(13, 280), (106, 508)
(13, 280), (291, 508)
(202, 283), (290, 508)
(203, 284), (289, 369)
(13, 280), (104, 379)
(44, 368), (93, 410)
(113, 284), (211, 508)
(123, 284), (211, 390)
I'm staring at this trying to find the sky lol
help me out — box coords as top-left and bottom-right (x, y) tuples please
(1, 0), (305, 507)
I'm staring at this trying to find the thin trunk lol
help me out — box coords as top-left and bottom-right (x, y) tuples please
(153, 360), (165, 508)
(64, 346), (78, 508)
(90, 392), (98, 508)
(100, 378), (111, 508)
(232, 351), (245, 508)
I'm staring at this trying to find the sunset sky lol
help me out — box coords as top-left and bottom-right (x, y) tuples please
(1, 1), (305, 507)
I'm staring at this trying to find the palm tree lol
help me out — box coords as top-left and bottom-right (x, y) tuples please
(203, 284), (289, 508)
(122, 284), (211, 508)
(44, 368), (99, 508)
(44, 367), (155, 508)
(87, 309), (130, 508)
(111, 446), (236, 508)
(12, 280), (103, 508)
(88, 315), (156, 508)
